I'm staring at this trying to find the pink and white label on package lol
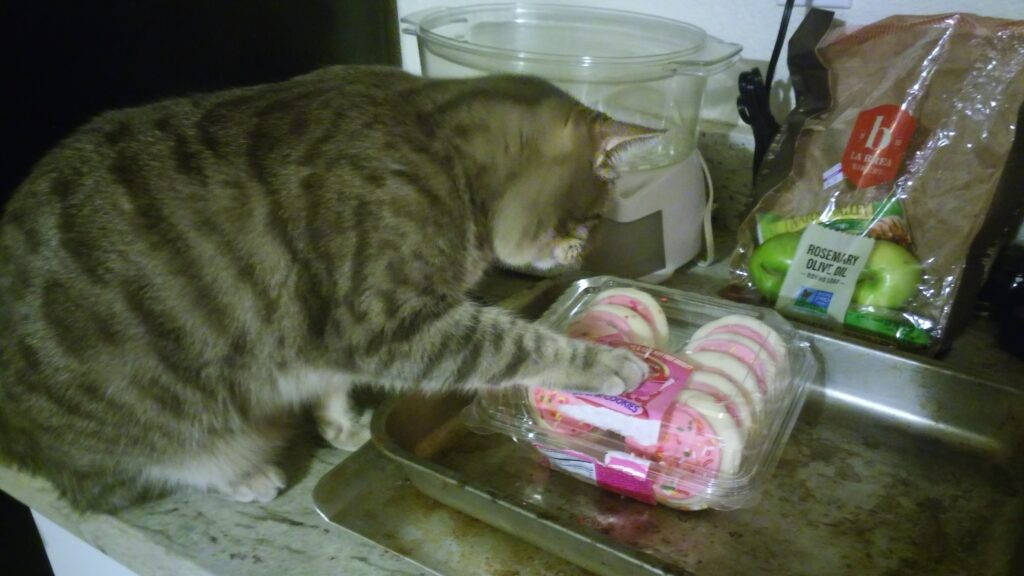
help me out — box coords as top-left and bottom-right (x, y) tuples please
(532, 343), (697, 444)
(534, 445), (657, 505)
(529, 344), (710, 505)
(601, 451), (657, 504)
(533, 445), (598, 484)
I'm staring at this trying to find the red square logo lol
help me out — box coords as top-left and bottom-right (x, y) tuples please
(841, 104), (917, 189)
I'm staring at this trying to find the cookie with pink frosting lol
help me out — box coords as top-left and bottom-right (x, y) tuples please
(588, 288), (670, 348)
(686, 332), (779, 396)
(685, 370), (754, 433)
(567, 303), (657, 348)
(635, 390), (744, 509)
(690, 315), (787, 366)
(684, 350), (762, 409)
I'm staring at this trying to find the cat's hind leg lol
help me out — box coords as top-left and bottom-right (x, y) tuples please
(144, 423), (289, 503)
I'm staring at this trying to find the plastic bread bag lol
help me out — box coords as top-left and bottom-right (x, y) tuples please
(726, 10), (1024, 354)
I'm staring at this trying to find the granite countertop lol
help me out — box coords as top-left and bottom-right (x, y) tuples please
(1, 438), (433, 576)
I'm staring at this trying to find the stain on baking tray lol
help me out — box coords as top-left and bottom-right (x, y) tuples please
(424, 404), (1022, 575)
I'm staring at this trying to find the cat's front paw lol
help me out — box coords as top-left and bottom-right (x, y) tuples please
(224, 465), (286, 504)
(585, 346), (648, 394)
(317, 388), (373, 451)
(318, 411), (372, 451)
(540, 344), (648, 395)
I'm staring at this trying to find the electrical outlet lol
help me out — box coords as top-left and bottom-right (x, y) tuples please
(777, 0), (852, 8)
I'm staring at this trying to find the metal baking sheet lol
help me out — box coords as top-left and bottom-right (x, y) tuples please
(365, 278), (1024, 575)
(313, 443), (590, 576)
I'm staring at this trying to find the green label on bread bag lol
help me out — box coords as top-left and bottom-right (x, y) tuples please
(844, 307), (932, 347)
(757, 197), (909, 245)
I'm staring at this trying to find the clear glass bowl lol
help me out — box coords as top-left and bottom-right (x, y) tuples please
(401, 4), (742, 170)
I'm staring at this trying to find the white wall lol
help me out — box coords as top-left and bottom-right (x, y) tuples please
(396, 0), (1024, 122)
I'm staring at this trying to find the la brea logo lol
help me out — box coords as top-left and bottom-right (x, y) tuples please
(841, 104), (917, 189)
(865, 114), (894, 151)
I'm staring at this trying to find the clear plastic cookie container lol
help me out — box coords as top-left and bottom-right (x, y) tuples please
(466, 276), (819, 511)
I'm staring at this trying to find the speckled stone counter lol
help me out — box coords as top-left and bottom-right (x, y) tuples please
(0, 440), (431, 576)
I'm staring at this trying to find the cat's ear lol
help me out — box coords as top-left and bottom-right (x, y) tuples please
(592, 115), (664, 163)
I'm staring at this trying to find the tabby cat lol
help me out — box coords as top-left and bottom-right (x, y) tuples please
(0, 66), (656, 511)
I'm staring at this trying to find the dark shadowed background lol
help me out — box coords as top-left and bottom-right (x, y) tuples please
(1, 0), (400, 212)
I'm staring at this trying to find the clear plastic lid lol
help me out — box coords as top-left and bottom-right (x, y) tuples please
(401, 4), (743, 82)
(465, 277), (818, 510)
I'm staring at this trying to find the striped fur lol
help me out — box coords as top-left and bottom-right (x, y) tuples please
(0, 66), (650, 511)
